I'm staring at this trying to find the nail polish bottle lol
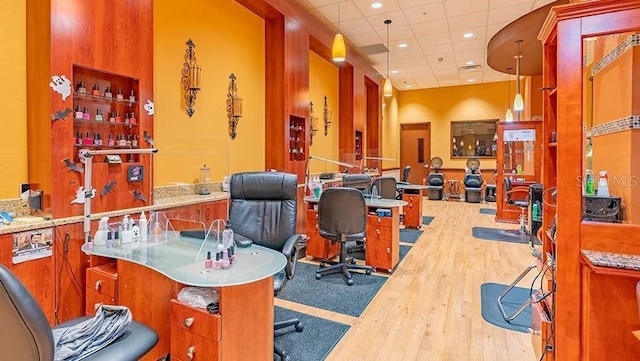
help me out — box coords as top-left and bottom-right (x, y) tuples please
(109, 112), (115, 123)
(95, 109), (103, 121)
(129, 112), (136, 125)
(230, 246), (236, 263)
(77, 81), (86, 94)
(85, 131), (93, 145)
(120, 135), (127, 147)
(76, 131), (83, 145)
(108, 133), (114, 146)
(82, 107), (90, 120)
(104, 86), (112, 99)
(132, 135), (138, 147)
(129, 90), (136, 103)
(214, 252), (222, 270)
(75, 105), (83, 120)
(126, 135), (132, 147)
(205, 251), (213, 269)
(94, 133), (100, 146)
(124, 112), (130, 124)
(222, 249), (230, 269)
(115, 110), (121, 123)
(116, 88), (124, 101)
(92, 83), (100, 96)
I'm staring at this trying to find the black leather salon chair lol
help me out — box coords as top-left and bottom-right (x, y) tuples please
(316, 187), (373, 286)
(229, 171), (304, 361)
(463, 174), (484, 203)
(0, 264), (158, 361)
(342, 174), (372, 193)
(426, 173), (444, 200)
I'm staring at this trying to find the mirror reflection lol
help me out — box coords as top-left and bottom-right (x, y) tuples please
(502, 129), (536, 175)
(582, 31), (639, 224)
(450, 120), (498, 158)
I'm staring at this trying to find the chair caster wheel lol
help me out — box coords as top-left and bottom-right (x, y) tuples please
(295, 323), (304, 332)
(282, 356), (291, 361)
(315, 273), (322, 280)
(366, 269), (372, 275)
(350, 258), (356, 264)
(346, 278), (354, 286)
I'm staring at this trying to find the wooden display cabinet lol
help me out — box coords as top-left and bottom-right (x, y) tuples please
(538, 2), (640, 360)
(495, 120), (542, 223)
(355, 130), (363, 161)
(288, 116), (306, 162)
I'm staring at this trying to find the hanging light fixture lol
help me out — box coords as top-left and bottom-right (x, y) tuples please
(332, 1), (346, 62)
(505, 67), (514, 122)
(383, 19), (393, 97)
(513, 40), (524, 113)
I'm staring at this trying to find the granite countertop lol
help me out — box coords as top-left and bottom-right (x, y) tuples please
(0, 192), (229, 235)
(581, 250), (640, 271)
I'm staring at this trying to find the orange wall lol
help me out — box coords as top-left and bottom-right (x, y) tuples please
(394, 81), (512, 170)
(153, 0), (265, 184)
(308, 51), (340, 173)
(0, 2), (27, 198)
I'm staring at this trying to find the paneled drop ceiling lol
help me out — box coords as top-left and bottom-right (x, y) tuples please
(296, 0), (556, 90)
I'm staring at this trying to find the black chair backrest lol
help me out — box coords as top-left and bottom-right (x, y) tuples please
(427, 173), (444, 186)
(503, 177), (512, 202)
(464, 174), (483, 188)
(342, 174), (372, 191)
(229, 172), (297, 251)
(317, 187), (367, 240)
(401, 166), (411, 182)
(0, 265), (55, 361)
(371, 177), (397, 199)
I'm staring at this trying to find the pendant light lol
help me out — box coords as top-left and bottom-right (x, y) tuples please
(505, 67), (514, 122)
(513, 40), (524, 113)
(332, 1), (346, 63)
(383, 19), (393, 97)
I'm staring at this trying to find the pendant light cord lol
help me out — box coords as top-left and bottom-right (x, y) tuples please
(337, 1), (340, 33)
(385, 19), (391, 79)
(507, 68), (511, 107)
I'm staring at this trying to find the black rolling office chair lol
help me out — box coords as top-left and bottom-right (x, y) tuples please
(395, 166), (411, 199)
(348, 176), (396, 254)
(316, 187), (373, 286)
(0, 264), (158, 361)
(342, 173), (372, 192)
(229, 171), (304, 361)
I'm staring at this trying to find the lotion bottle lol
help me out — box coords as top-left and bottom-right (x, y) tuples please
(139, 211), (147, 242)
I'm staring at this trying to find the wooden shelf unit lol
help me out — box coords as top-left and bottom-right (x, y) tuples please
(538, 2), (640, 360)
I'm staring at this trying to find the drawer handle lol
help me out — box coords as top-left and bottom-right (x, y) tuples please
(183, 317), (194, 328)
(315, 214), (318, 219)
(377, 217), (381, 223)
(315, 224), (318, 230)
(376, 229), (380, 235)
(94, 302), (103, 310)
(409, 203), (413, 208)
(94, 280), (102, 291)
(386, 248), (390, 254)
(187, 346), (195, 360)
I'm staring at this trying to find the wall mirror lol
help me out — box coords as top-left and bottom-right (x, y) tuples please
(502, 128), (536, 175)
(582, 30), (639, 224)
(450, 120), (498, 158)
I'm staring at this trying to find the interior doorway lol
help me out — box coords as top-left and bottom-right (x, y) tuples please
(400, 123), (431, 185)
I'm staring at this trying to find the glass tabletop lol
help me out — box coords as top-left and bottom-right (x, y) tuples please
(303, 195), (407, 207)
(81, 231), (286, 287)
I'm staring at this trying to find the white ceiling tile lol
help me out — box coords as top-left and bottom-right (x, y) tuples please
(298, 0), (316, 10)
(447, 12), (488, 32)
(340, 17), (375, 35)
(353, 0), (402, 16)
(533, 0), (556, 10)
(489, 0), (533, 9)
(455, 49), (486, 60)
(488, 3), (532, 25)
(306, 0), (339, 7)
(391, 48), (424, 61)
(453, 38), (487, 52)
(347, 32), (385, 47)
(410, 19), (449, 37)
(416, 32), (451, 47)
(456, 57), (485, 67)
(398, 0), (441, 8)
(431, 67), (459, 75)
(444, 0), (489, 17)
(377, 25), (415, 42)
(391, 56), (428, 67)
(423, 42), (454, 57)
(450, 26), (488, 41)
(367, 10), (409, 30)
(426, 52), (454, 64)
(368, 53), (388, 64)
(308, 8), (332, 25)
(317, 2), (364, 23)
(403, 2), (446, 24)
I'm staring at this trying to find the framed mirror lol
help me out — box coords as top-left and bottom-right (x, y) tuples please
(450, 120), (498, 159)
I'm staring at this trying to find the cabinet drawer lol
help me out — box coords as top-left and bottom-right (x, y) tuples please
(365, 238), (395, 270)
(367, 214), (394, 228)
(306, 209), (318, 220)
(366, 224), (393, 241)
(86, 263), (118, 298)
(171, 325), (220, 361)
(170, 299), (221, 341)
(85, 289), (117, 316)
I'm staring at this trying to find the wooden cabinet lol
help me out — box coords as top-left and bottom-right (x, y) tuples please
(402, 193), (422, 229)
(538, 2), (640, 360)
(365, 211), (399, 271)
(305, 209), (339, 259)
(495, 120), (542, 223)
(85, 263), (118, 316)
(170, 299), (221, 361)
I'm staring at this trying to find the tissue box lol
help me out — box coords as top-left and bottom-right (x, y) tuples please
(375, 208), (391, 217)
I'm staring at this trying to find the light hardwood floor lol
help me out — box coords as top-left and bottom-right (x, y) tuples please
(275, 199), (537, 361)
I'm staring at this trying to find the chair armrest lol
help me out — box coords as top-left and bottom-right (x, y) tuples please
(233, 233), (253, 248)
(282, 234), (305, 280)
(505, 187), (530, 196)
(396, 181), (410, 186)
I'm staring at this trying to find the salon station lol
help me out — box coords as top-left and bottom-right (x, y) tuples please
(1, 0), (640, 361)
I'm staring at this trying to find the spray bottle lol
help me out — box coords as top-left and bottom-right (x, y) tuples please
(597, 171), (610, 197)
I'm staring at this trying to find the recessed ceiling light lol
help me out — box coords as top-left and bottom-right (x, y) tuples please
(371, 2), (383, 9)
(391, 70), (399, 74)
(467, 78), (475, 82)
(398, 43), (408, 48)
(465, 61), (475, 65)
(405, 84), (412, 88)
(463, 32), (474, 39)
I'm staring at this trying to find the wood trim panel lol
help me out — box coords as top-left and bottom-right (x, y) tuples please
(581, 222), (640, 255)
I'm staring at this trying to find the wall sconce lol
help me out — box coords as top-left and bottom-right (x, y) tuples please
(227, 73), (243, 139)
(182, 39), (201, 117)
(323, 95), (332, 136)
(309, 102), (319, 146)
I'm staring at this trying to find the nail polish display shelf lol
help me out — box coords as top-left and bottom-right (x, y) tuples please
(73, 144), (140, 149)
(73, 119), (138, 127)
(73, 92), (138, 105)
